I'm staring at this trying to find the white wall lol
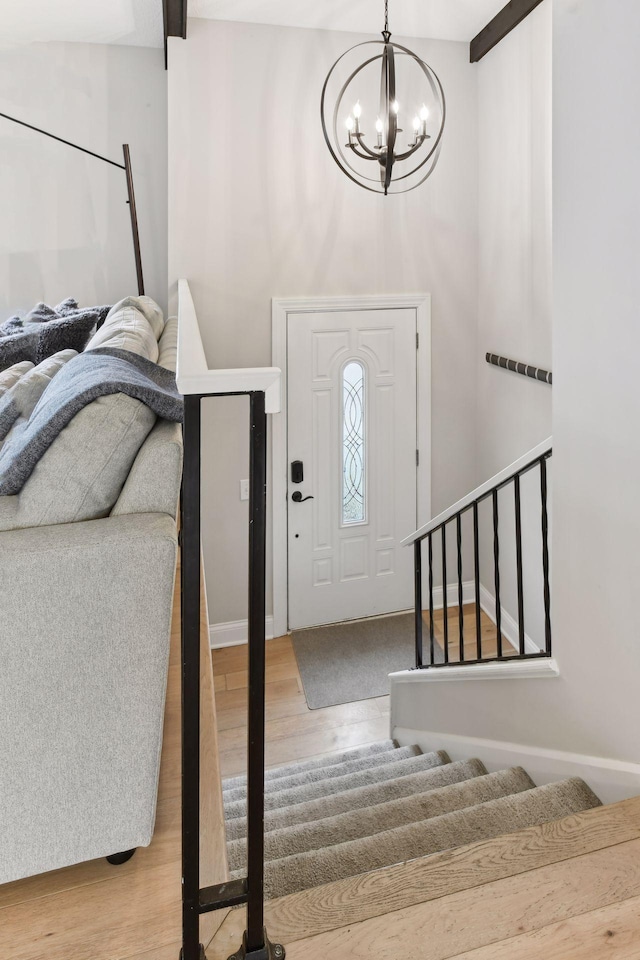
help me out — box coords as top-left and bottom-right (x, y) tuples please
(475, 1), (552, 650)
(552, 0), (640, 762)
(0, 42), (167, 318)
(393, 0), (640, 769)
(169, 19), (479, 627)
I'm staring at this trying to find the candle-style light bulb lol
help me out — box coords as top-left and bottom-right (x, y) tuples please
(375, 116), (384, 148)
(420, 104), (429, 122)
(413, 116), (421, 131)
(346, 115), (355, 145)
(353, 101), (362, 119)
(392, 100), (399, 115)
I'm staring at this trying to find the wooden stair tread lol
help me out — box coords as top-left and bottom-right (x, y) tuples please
(207, 797), (640, 958)
(282, 837), (640, 959)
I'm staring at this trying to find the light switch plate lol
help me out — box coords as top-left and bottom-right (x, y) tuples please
(240, 479), (250, 501)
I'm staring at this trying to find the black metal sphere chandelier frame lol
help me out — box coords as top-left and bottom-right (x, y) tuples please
(321, 0), (446, 195)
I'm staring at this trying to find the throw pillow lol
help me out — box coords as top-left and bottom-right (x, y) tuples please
(35, 313), (97, 364)
(0, 331), (39, 373)
(0, 315), (24, 337)
(0, 301), (112, 371)
(22, 302), (58, 326)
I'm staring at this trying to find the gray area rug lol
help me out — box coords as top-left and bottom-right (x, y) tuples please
(291, 612), (443, 710)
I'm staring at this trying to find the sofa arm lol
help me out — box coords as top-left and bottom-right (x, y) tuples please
(0, 512), (178, 883)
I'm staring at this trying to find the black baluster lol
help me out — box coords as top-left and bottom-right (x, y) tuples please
(442, 525), (449, 664)
(540, 456), (552, 655)
(414, 540), (423, 668)
(428, 534), (435, 666)
(473, 501), (482, 661)
(493, 489), (502, 658)
(457, 513), (464, 662)
(514, 473), (526, 655)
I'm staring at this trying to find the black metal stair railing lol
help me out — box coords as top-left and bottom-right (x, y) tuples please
(177, 280), (284, 960)
(407, 440), (553, 670)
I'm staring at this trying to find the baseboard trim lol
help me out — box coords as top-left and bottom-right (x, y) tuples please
(431, 581), (476, 610)
(209, 617), (275, 649)
(392, 726), (640, 806)
(479, 584), (540, 656)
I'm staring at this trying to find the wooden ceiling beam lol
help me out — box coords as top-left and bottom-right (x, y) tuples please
(470, 0), (545, 63)
(163, 0), (187, 67)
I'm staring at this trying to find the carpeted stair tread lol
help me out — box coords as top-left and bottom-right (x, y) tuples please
(223, 749), (451, 821)
(248, 777), (601, 899)
(222, 739), (397, 793)
(226, 766), (536, 871)
(223, 744), (422, 804)
(224, 755), (479, 842)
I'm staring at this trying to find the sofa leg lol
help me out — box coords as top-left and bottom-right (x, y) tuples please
(106, 848), (137, 866)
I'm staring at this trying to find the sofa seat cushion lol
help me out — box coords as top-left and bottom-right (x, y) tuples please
(86, 297), (164, 362)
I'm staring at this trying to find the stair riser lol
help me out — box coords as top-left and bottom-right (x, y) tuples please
(225, 757), (486, 842)
(227, 767), (537, 871)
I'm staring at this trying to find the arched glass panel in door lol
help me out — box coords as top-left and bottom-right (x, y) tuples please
(342, 360), (365, 524)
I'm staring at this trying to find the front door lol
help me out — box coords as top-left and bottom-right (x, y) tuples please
(287, 307), (418, 629)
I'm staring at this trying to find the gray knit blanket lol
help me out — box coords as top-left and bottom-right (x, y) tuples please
(0, 347), (183, 495)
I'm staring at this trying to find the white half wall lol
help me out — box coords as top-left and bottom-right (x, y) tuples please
(168, 19), (479, 628)
(0, 42), (168, 318)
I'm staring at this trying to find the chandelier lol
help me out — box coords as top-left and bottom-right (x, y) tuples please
(321, 0), (446, 195)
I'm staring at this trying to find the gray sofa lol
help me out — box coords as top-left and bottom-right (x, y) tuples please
(0, 300), (182, 884)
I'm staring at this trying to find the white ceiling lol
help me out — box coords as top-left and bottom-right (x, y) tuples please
(189, 0), (507, 43)
(0, 0), (505, 48)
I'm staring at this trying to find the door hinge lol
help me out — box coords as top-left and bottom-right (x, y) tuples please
(416, 449), (420, 467)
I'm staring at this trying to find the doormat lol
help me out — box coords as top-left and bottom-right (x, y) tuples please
(291, 613), (444, 710)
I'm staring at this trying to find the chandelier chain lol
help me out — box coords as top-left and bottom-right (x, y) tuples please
(384, 0), (389, 34)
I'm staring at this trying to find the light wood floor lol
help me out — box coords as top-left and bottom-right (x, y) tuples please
(212, 634), (390, 780)
(212, 603), (512, 779)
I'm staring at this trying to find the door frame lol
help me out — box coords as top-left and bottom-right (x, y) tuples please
(271, 294), (432, 638)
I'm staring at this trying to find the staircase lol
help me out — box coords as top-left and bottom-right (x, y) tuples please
(222, 739), (601, 901)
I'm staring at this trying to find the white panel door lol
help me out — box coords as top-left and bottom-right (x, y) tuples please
(287, 308), (418, 629)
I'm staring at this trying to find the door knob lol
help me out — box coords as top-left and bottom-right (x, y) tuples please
(291, 491), (314, 503)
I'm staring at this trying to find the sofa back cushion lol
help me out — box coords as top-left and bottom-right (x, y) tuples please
(158, 317), (178, 372)
(85, 296), (163, 363)
(0, 361), (34, 398)
(14, 393), (156, 527)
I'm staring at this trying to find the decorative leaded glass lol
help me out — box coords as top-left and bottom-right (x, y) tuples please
(342, 360), (365, 523)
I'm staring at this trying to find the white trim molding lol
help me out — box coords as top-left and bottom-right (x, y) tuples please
(389, 658), (559, 683)
(391, 727), (640, 806)
(271, 293), (432, 639)
(209, 616), (275, 649)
